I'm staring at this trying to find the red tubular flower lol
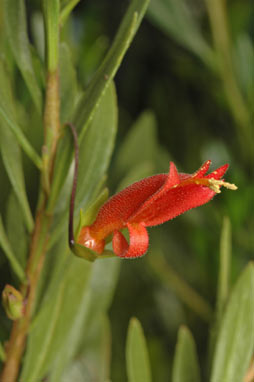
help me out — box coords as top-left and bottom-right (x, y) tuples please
(78, 160), (237, 258)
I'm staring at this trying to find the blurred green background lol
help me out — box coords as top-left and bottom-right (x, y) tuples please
(0, 0), (253, 380)
(66, 1), (253, 380)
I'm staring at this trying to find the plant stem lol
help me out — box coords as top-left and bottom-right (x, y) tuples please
(0, 208), (51, 382)
(42, 70), (61, 193)
(0, 38), (60, 382)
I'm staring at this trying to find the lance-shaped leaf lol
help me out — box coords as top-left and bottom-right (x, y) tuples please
(3, 0), (42, 112)
(0, 215), (26, 282)
(211, 263), (254, 382)
(0, 61), (34, 232)
(172, 326), (201, 382)
(126, 317), (152, 382)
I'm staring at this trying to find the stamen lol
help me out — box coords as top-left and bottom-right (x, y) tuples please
(208, 178), (238, 194)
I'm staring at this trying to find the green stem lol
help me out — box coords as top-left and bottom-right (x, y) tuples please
(0, 3), (61, 380)
(148, 252), (213, 322)
(42, 0), (60, 72)
(0, 209), (51, 382)
(42, 70), (61, 193)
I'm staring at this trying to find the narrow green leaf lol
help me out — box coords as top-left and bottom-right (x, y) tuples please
(0, 215), (26, 282)
(3, 0), (42, 112)
(74, 0), (150, 140)
(211, 263), (254, 382)
(59, 43), (79, 123)
(234, 33), (254, 107)
(207, 217), (232, 372)
(6, 193), (28, 268)
(172, 326), (201, 382)
(57, 315), (111, 382)
(0, 126), (34, 232)
(21, 256), (119, 381)
(0, 130), (34, 232)
(0, 104), (42, 169)
(31, 12), (45, 60)
(126, 317), (152, 382)
(42, 0), (60, 71)
(216, 216), (232, 324)
(20, 257), (92, 382)
(75, 83), (117, 209)
(49, 260), (119, 381)
(49, 0), (149, 208)
(0, 61), (34, 232)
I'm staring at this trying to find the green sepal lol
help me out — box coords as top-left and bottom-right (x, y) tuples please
(0, 342), (6, 361)
(70, 188), (116, 262)
(75, 188), (109, 240)
(70, 242), (98, 262)
(70, 243), (116, 262)
(2, 284), (24, 320)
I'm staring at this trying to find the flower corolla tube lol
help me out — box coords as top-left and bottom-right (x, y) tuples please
(77, 161), (237, 258)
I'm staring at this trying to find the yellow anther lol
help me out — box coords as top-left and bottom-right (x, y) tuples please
(208, 178), (238, 194)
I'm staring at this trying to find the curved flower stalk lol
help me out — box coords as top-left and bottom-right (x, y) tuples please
(77, 160), (237, 259)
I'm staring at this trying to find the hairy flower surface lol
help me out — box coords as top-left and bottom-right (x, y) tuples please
(78, 161), (237, 258)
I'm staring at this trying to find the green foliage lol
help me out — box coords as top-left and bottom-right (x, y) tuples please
(126, 318), (152, 382)
(3, 0), (43, 112)
(148, 0), (214, 66)
(0, 62), (34, 232)
(0, 0), (253, 380)
(0, 216), (26, 283)
(49, 81), (118, 245)
(211, 264), (254, 382)
(59, 315), (112, 381)
(172, 326), (201, 382)
(49, 0), (149, 212)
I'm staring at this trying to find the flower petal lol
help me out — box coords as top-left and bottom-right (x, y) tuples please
(113, 223), (149, 258)
(164, 162), (180, 188)
(129, 183), (216, 227)
(128, 162), (180, 223)
(194, 160), (211, 177)
(89, 174), (166, 239)
(129, 163), (230, 227)
(112, 230), (129, 256)
(205, 163), (229, 180)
